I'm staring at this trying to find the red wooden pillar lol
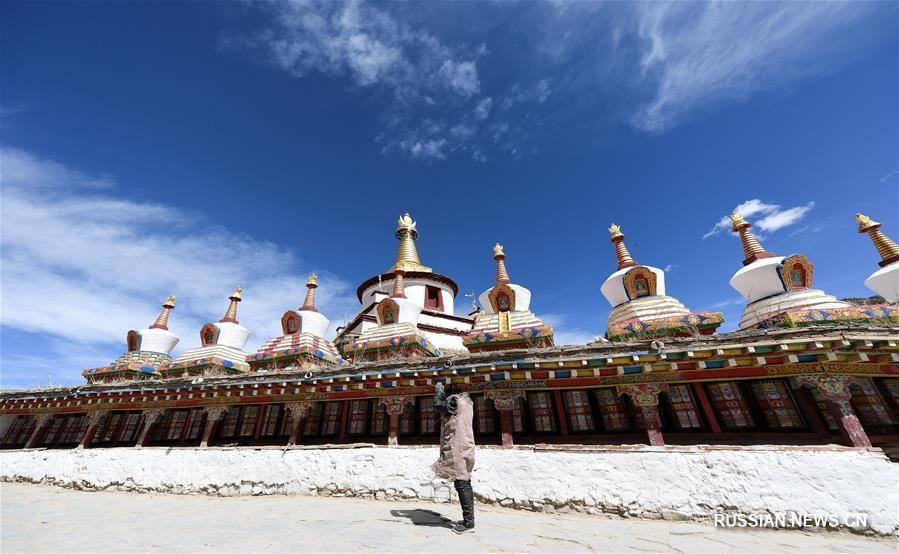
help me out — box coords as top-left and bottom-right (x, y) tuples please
(200, 406), (226, 447)
(77, 412), (106, 449)
(135, 409), (164, 448)
(499, 410), (514, 446)
(24, 414), (52, 449)
(253, 406), (266, 441)
(338, 401), (350, 441)
(485, 391), (524, 447)
(553, 390), (570, 436)
(793, 375), (872, 448)
(285, 402), (313, 446)
(618, 384), (668, 447)
(638, 405), (665, 446)
(829, 399), (872, 448)
(380, 396), (413, 447)
(692, 383), (723, 434)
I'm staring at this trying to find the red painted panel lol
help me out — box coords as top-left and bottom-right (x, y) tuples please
(681, 367), (769, 380)
(598, 369), (618, 377)
(546, 377), (600, 388)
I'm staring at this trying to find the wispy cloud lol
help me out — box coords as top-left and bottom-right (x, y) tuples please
(631, 2), (878, 133)
(236, 1), (886, 160)
(542, 313), (598, 346)
(0, 147), (358, 385)
(663, 264), (677, 272)
(704, 297), (745, 310)
(880, 170), (899, 184)
(703, 199), (815, 239)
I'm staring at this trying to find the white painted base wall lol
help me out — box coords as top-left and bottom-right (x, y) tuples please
(2, 445), (896, 535)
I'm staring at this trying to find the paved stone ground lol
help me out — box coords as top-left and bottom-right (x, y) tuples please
(1, 483), (895, 553)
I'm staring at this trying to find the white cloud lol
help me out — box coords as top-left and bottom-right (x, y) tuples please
(703, 199), (815, 239)
(0, 147), (358, 384)
(542, 313), (599, 346)
(663, 264), (677, 272)
(632, 2), (877, 133)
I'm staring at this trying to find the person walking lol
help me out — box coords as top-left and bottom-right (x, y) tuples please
(432, 382), (476, 534)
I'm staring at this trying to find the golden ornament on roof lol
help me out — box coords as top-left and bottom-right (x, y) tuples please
(493, 243), (504, 257)
(230, 285), (242, 300)
(730, 212), (747, 226)
(608, 224), (623, 239)
(163, 295), (176, 307)
(856, 213), (878, 231)
(396, 212), (417, 236)
(307, 273), (318, 286)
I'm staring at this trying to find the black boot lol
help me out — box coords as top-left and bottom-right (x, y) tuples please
(453, 479), (475, 534)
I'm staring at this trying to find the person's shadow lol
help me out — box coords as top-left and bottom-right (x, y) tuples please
(390, 509), (455, 529)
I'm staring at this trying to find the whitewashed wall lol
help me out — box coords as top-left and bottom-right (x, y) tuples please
(2, 445), (895, 535)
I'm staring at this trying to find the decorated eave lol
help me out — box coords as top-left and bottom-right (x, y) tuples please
(7, 324), (898, 416)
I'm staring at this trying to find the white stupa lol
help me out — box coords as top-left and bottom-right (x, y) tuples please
(465, 244), (553, 350)
(83, 296), (180, 382)
(169, 286), (251, 375)
(727, 213), (848, 329)
(248, 274), (343, 371)
(857, 213), (899, 303)
(600, 224), (722, 340)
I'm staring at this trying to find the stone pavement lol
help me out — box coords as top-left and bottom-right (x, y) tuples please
(1, 483), (895, 553)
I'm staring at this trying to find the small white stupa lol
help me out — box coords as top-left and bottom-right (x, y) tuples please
(464, 244), (553, 351)
(169, 286), (252, 375)
(857, 213), (899, 303)
(600, 224), (722, 340)
(728, 212), (848, 329)
(83, 296), (180, 382)
(248, 274), (343, 371)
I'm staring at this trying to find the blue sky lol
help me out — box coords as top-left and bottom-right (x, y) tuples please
(1, 1), (897, 388)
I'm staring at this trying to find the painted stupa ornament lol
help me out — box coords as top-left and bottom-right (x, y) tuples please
(150, 295), (176, 330)
(608, 224), (636, 270)
(857, 213), (899, 267)
(493, 243), (511, 285)
(390, 212), (432, 273)
(301, 274), (319, 312)
(220, 286), (242, 323)
(730, 212), (775, 266)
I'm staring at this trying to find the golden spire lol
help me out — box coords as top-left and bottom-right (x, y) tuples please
(391, 269), (407, 298)
(150, 295), (176, 330)
(856, 213), (899, 267)
(730, 212), (775, 266)
(301, 273), (319, 312)
(493, 243), (511, 285)
(608, 224), (637, 270)
(220, 286), (242, 323)
(389, 212), (432, 273)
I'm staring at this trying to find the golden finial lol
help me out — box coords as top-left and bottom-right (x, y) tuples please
(729, 212), (774, 266)
(493, 243), (510, 285)
(301, 273), (319, 311)
(221, 286), (243, 323)
(856, 213), (878, 232)
(608, 223), (636, 270)
(396, 212), (418, 238)
(151, 295), (176, 329)
(390, 212), (431, 273)
(856, 212), (899, 267)
(730, 212), (748, 228)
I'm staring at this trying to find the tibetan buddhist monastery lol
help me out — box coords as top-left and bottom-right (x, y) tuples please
(2, 212), (897, 454)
